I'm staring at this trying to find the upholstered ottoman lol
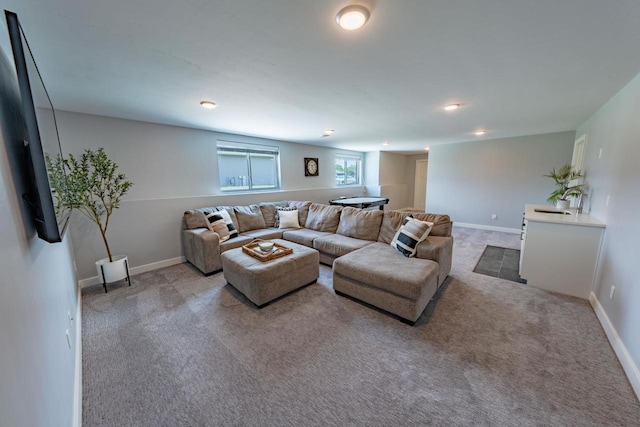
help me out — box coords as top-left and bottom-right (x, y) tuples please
(221, 239), (319, 307)
(333, 242), (439, 324)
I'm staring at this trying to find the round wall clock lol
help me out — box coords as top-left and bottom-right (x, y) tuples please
(304, 157), (319, 176)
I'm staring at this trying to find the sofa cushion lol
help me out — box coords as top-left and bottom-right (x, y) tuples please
(313, 234), (374, 258)
(288, 201), (312, 227)
(334, 242), (439, 300)
(391, 217), (433, 257)
(219, 235), (255, 252)
(282, 229), (332, 247)
(378, 210), (452, 243)
(336, 207), (383, 241)
(259, 201), (288, 228)
(242, 228), (283, 240)
(183, 207), (216, 230)
(305, 203), (343, 232)
(275, 206), (297, 227)
(278, 209), (301, 229)
(205, 212), (230, 242)
(400, 211), (452, 237)
(234, 204), (267, 233)
(216, 209), (239, 239)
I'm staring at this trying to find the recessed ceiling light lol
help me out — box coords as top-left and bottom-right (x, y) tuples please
(424, 147), (430, 151)
(475, 130), (486, 136)
(444, 103), (461, 111)
(200, 101), (217, 109)
(336, 5), (370, 30)
(322, 129), (335, 137)
(382, 141), (390, 146)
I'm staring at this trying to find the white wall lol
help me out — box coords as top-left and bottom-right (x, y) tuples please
(54, 111), (366, 281)
(576, 71), (640, 396)
(427, 132), (576, 230)
(0, 49), (79, 427)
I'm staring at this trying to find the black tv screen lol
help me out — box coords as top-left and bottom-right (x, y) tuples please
(5, 11), (70, 243)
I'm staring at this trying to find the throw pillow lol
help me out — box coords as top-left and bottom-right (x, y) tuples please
(390, 216), (434, 257)
(275, 206), (297, 227)
(278, 209), (301, 229)
(205, 212), (230, 242)
(216, 209), (238, 239)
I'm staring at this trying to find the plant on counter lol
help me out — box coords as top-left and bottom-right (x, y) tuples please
(46, 147), (133, 261)
(544, 163), (583, 206)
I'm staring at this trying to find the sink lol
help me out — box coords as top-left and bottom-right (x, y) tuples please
(534, 208), (572, 215)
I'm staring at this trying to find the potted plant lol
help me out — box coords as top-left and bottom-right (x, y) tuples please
(47, 148), (133, 292)
(544, 163), (583, 209)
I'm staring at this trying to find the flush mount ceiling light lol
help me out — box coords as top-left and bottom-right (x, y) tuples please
(382, 141), (390, 146)
(336, 5), (370, 30)
(444, 103), (461, 111)
(321, 129), (335, 137)
(475, 130), (486, 136)
(424, 147), (430, 151)
(200, 101), (217, 109)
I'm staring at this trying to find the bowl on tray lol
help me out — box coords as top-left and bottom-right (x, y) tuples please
(258, 241), (275, 252)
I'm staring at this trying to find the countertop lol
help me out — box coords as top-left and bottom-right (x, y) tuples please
(524, 204), (606, 228)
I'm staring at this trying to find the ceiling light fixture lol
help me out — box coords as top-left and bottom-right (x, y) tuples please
(200, 101), (217, 109)
(336, 5), (370, 31)
(382, 141), (390, 146)
(444, 103), (460, 111)
(424, 147), (430, 151)
(475, 130), (486, 136)
(322, 129), (335, 137)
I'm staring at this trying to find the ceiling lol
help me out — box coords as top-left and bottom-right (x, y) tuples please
(2, 0), (640, 153)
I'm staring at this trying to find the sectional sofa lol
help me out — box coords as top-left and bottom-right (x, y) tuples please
(182, 201), (453, 323)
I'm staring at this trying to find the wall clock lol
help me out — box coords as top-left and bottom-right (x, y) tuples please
(304, 158), (319, 176)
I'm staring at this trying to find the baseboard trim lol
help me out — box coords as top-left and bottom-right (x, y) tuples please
(72, 285), (82, 427)
(79, 256), (186, 288)
(453, 222), (521, 234)
(589, 292), (640, 400)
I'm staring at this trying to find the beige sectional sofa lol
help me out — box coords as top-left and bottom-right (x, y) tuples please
(182, 201), (453, 324)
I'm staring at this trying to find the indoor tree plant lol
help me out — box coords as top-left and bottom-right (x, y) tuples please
(544, 163), (583, 209)
(47, 148), (133, 292)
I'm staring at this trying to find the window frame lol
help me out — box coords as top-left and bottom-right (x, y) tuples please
(335, 154), (362, 186)
(217, 140), (281, 193)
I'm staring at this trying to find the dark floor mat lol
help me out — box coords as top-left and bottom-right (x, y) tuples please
(473, 245), (526, 283)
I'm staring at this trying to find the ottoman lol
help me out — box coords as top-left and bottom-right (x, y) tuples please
(221, 239), (319, 307)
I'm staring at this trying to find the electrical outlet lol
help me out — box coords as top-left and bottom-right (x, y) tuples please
(491, 214), (497, 220)
(610, 286), (615, 299)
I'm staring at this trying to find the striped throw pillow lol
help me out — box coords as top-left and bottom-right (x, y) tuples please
(205, 212), (230, 242)
(390, 216), (434, 257)
(275, 206), (297, 227)
(216, 209), (238, 239)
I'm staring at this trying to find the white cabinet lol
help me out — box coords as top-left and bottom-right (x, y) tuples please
(519, 204), (605, 299)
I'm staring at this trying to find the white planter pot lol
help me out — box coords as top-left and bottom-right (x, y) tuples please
(555, 199), (570, 210)
(96, 255), (130, 288)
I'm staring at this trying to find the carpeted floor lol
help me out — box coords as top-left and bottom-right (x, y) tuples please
(82, 227), (640, 426)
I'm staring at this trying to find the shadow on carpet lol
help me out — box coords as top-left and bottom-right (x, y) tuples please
(473, 245), (526, 283)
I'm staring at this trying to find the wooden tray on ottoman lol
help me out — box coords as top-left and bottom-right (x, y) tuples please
(242, 239), (293, 262)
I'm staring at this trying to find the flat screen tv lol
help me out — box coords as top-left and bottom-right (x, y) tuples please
(5, 10), (70, 243)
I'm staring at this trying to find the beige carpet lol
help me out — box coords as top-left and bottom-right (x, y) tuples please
(82, 227), (640, 426)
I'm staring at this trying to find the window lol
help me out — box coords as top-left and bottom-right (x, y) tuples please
(335, 155), (361, 185)
(217, 141), (280, 192)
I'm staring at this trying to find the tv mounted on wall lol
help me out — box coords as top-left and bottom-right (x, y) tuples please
(5, 10), (70, 243)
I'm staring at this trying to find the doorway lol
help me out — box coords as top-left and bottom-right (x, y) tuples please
(414, 159), (428, 210)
